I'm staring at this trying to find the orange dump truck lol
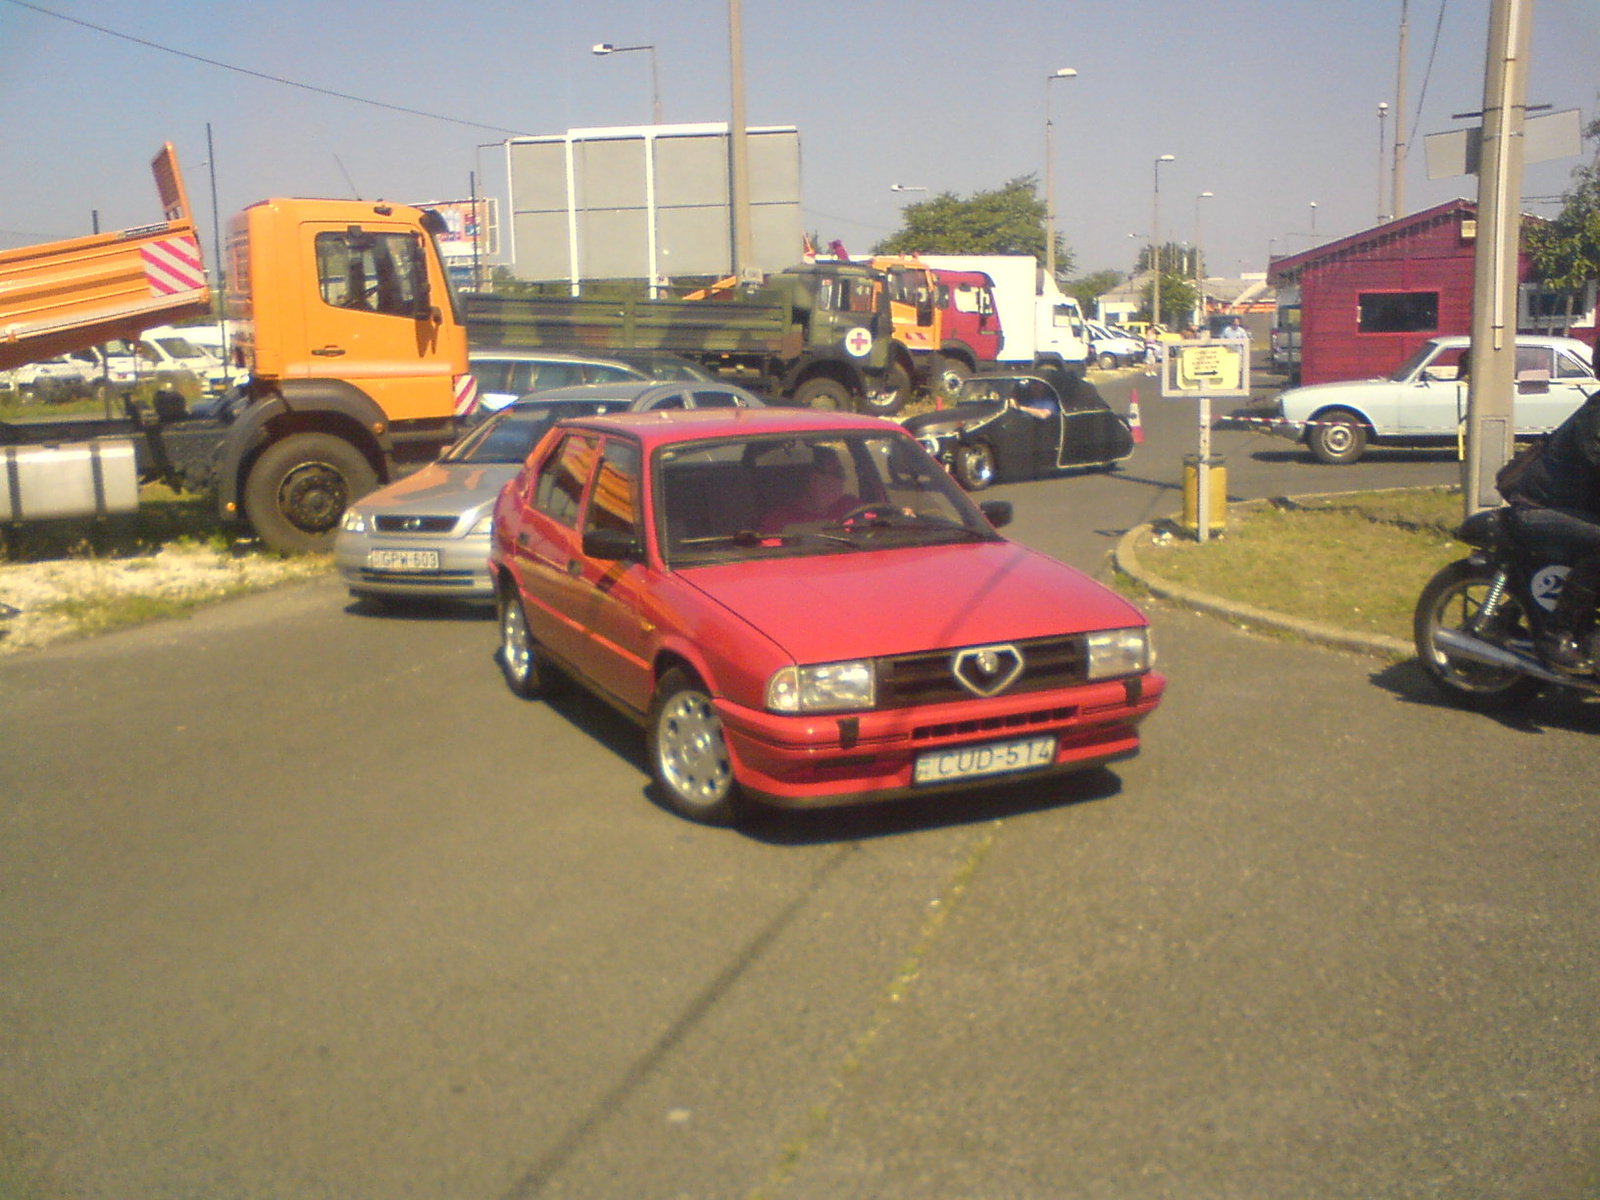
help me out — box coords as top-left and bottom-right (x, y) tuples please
(1, 145), (474, 553)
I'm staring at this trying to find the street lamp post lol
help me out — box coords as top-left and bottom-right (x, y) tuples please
(1377, 102), (1390, 222)
(1193, 190), (1213, 330)
(1044, 67), (1077, 284)
(1151, 154), (1175, 327)
(1309, 200), (1318, 246)
(591, 42), (662, 124)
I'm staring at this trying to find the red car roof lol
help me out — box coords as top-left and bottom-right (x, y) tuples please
(553, 406), (901, 450)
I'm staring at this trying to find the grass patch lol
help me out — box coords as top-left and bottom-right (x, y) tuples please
(1131, 486), (1468, 643)
(1, 482), (232, 564)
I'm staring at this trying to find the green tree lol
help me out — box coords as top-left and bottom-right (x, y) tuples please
(873, 175), (1074, 279)
(1140, 273), (1198, 328)
(1065, 269), (1123, 313)
(1525, 117), (1600, 330)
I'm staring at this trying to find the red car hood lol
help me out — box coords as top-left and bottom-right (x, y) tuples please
(679, 541), (1145, 664)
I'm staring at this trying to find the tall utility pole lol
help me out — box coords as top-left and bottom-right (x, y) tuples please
(1151, 154), (1174, 326)
(1044, 68), (1077, 284)
(1464, 0), (1534, 513)
(1377, 101), (1390, 222)
(1392, 0), (1411, 219)
(728, 0), (754, 281)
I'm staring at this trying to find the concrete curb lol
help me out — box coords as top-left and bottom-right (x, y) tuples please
(1112, 502), (1415, 662)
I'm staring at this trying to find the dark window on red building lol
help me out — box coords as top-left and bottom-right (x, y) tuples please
(1358, 291), (1439, 333)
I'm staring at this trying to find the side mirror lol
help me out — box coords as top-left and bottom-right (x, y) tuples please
(979, 500), (1013, 529)
(582, 527), (642, 561)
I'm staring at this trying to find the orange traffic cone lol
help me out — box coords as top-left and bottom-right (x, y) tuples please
(1128, 390), (1144, 445)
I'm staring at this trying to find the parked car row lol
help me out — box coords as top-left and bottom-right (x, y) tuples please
(0, 325), (237, 404)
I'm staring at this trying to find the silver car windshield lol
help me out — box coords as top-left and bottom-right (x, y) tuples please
(444, 401), (628, 464)
(657, 431), (998, 567)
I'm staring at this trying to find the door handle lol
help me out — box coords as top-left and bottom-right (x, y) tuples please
(311, 345), (347, 357)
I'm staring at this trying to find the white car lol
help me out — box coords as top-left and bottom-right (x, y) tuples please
(1272, 334), (1597, 464)
(1085, 321), (1149, 370)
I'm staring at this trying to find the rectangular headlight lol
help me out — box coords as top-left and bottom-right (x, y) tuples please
(767, 660), (876, 713)
(1085, 628), (1151, 679)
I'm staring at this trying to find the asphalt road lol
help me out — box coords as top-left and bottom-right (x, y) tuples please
(2, 372), (1596, 1199)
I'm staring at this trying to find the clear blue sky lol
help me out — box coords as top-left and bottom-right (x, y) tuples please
(1, 0), (1595, 281)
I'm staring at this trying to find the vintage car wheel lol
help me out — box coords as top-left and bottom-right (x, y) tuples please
(498, 588), (560, 699)
(1306, 407), (1369, 465)
(953, 442), (996, 491)
(648, 669), (743, 825)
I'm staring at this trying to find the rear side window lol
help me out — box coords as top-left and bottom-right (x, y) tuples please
(691, 390), (742, 408)
(584, 364), (640, 384)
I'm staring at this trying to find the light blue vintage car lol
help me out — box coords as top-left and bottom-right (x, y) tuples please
(1272, 334), (1596, 463)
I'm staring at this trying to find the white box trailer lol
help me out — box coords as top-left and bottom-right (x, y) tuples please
(915, 255), (1090, 374)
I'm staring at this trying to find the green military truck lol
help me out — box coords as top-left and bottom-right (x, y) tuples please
(465, 261), (908, 416)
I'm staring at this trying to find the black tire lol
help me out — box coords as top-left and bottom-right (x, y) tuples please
(1098, 351), (1120, 370)
(497, 587), (560, 699)
(937, 356), (973, 397)
(792, 377), (850, 412)
(953, 442), (996, 491)
(859, 365), (909, 418)
(243, 432), (378, 554)
(1413, 559), (1542, 710)
(1307, 407), (1368, 465)
(647, 668), (743, 825)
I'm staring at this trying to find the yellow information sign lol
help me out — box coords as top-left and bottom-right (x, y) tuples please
(1160, 339), (1251, 397)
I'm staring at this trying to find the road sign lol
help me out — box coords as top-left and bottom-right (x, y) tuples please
(1159, 339), (1250, 399)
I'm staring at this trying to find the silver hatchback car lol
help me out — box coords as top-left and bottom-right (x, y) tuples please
(335, 383), (763, 604)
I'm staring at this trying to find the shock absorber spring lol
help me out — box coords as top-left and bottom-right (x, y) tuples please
(1469, 569), (1511, 634)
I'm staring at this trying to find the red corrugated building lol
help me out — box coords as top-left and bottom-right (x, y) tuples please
(1267, 199), (1542, 386)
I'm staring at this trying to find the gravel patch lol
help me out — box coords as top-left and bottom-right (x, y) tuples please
(0, 546), (330, 656)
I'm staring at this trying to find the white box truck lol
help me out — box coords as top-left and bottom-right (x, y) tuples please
(915, 255), (1090, 376)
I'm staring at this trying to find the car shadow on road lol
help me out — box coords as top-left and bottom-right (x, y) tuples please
(1369, 656), (1600, 735)
(738, 765), (1125, 846)
(344, 595), (496, 621)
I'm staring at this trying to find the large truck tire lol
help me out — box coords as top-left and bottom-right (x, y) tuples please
(243, 432), (378, 555)
(858, 364), (909, 418)
(792, 377), (850, 411)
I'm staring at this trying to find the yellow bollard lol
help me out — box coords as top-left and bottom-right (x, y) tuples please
(1181, 455), (1228, 536)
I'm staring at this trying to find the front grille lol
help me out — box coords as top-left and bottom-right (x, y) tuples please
(374, 515), (460, 534)
(877, 634), (1087, 708)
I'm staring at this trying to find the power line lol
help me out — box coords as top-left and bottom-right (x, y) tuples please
(3, 0), (529, 137)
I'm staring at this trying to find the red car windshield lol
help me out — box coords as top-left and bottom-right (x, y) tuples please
(656, 431), (998, 567)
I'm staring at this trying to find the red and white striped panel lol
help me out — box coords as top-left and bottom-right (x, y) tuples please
(141, 235), (206, 296)
(452, 373), (480, 418)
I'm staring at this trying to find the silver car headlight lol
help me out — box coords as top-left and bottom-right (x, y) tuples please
(467, 513), (494, 537)
(340, 508), (369, 534)
(1085, 627), (1152, 678)
(767, 660), (876, 713)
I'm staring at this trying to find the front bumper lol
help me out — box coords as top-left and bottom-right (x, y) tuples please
(333, 533), (494, 600)
(715, 671), (1166, 808)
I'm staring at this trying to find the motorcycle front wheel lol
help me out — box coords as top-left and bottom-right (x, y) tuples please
(1413, 559), (1542, 710)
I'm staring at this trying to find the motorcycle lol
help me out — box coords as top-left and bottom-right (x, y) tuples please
(1414, 506), (1600, 709)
